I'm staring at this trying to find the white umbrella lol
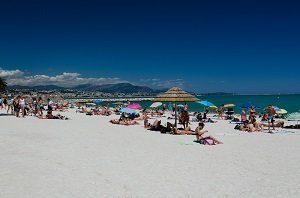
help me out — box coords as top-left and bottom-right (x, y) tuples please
(150, 102), (162, 108)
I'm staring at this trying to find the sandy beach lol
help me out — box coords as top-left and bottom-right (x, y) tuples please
(1, 108), (300, 198)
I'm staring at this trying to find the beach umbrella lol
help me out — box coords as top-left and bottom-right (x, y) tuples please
(127, 102), (142, 109)
(86, 103), (96, 107)
(286, 112), (300, 121)
(197, 100), (214, 107)
(120, 107), (138, 114)
(177, 104), (184, 107)
(223, 104), (235, 108)
(150, 102), (162, 108)
(264, 106), (280, 111)
(94, 99), (103, 104)
(276, 109), (288, 114)
(209, 105), (218, 109)
(152, 87), (198, 127)
(239, 103), (260, 109)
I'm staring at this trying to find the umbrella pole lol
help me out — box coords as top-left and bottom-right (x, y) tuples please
(175, 102), (177, 127)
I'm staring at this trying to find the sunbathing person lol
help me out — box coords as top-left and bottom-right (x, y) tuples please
(147, 119), (161, 130)
(173, 126), (196, 135)
(195, 122), (223, 144)
(260, 120), (284, 128)
(38, 111), (68, 120)
(110, 117), (139, 125)
(248, 118), (263, 132)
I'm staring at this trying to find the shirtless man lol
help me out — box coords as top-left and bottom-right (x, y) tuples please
(195, 122), (223, 144)
(266, 105), (276, 133)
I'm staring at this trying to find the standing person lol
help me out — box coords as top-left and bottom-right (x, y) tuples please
(7, 98), (13, 114)
(19, 96), (26, 117)
(37, 97), (43, 116)
(0, 97), (3, 109)
(3, 97), (8, 109)
(32, 97), (38, 115)
(249, 106), (256, 120)
(184, 103), (188, 111)
(266, 105), (276, 133)
(142, 109), (148, 128)
(241, 110), (247, 123)
(162, 104), (166, 112)
(13, 96), (20, 117)
(203, 108), (209, 120)
(217, 104), (224, 119)
(47, 98), (54, 112)
(172, 103), (176, 113)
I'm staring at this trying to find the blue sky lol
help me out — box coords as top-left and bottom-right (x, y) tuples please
(0, 0), (299, 93)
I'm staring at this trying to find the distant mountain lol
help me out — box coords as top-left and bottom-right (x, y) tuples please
(8, 83), (167, 94)
(8, 85), (66, 91)
(73, 83), (155, 93)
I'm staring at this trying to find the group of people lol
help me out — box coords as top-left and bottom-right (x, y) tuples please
(145, 119), (222, 145)
(0, 95), (69, 120)
(237, 105), (284, 133)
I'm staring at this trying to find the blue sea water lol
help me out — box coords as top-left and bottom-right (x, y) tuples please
(137, 94), (300, 114)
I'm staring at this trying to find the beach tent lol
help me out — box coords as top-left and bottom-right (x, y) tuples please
(152, 87), (198, 127)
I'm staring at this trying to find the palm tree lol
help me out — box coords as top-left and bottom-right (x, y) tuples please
(0, 77), (7, 92)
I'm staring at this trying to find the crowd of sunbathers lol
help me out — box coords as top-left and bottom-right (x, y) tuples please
(145, 120), (222, 145)
(233, 105), (285, 133)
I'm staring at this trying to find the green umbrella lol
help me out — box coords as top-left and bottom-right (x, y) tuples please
(276, 109), (288, 114)
(286, 112), (300, 121)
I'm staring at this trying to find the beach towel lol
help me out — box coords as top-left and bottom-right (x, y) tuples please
(178, 141), (198, 145)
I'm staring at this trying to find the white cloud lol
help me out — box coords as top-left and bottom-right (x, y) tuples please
(0, 69), (128, 87)
(0, 68), (24, 78)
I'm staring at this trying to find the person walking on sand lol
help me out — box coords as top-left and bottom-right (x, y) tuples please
(217, 104), (224, 119)
(19, 96), (26, 117)
(266, 105), (276, 133)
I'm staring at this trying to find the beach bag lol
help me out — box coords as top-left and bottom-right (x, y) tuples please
(234, 125), (241, 130)
(200, 137), (214, 145)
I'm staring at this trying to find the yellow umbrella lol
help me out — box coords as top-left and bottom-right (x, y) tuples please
(209, 105), (218, 109)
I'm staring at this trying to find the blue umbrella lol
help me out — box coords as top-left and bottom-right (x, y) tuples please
(239, 103), (260, 109)
(94, 99), (103, 104)
(196, 100), (214, 107)
(120, 107), (138, 114)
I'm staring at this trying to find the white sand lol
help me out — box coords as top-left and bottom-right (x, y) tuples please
(1, 109), (300, 198)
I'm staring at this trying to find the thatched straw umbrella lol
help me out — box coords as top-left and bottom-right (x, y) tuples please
(153, 87), (198, 127)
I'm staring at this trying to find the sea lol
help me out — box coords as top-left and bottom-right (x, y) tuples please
(135, 94), (300, 114)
